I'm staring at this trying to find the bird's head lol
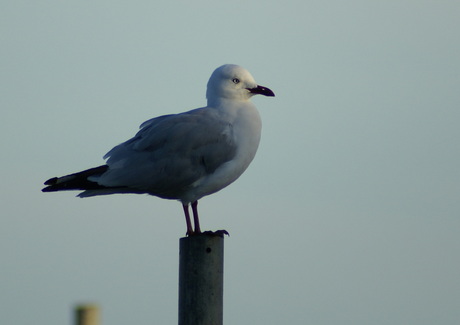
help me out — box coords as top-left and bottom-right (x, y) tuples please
(206, 64), (275, 106)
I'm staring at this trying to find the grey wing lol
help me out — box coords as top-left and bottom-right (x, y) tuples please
(103, 113), (174, 159)
(95, 109), (237, 198)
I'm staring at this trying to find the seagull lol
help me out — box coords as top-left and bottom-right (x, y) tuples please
(42, 64), (275, 235)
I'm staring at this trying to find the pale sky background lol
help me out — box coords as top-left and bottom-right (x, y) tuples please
(1, 1), (459, 324)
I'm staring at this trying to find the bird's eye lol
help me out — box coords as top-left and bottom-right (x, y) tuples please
(232, 78), (240, 84)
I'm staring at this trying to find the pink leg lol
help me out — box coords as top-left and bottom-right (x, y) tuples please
(182, 204), (194, 236)
(191, 201), (201, 234)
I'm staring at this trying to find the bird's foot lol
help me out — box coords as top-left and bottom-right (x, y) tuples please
(201, 229), (230, 237)
(186, 229), (229, 237)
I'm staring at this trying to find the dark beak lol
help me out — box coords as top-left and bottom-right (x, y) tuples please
(247, 85), (275, 97)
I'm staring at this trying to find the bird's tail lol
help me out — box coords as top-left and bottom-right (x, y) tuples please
(42, 165), (109, 193)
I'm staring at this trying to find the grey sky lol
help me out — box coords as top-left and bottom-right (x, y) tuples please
(1, 1), (459, 324)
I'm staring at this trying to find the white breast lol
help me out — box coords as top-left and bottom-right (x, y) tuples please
(181, 101), (262, 203)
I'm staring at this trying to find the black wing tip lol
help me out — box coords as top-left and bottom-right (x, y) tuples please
(41, 165), (109, 193)
(44, 177), (58, 186)
(42, 177), (58, 192)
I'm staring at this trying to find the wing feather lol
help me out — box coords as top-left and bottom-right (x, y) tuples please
(96, 108), (237, 199)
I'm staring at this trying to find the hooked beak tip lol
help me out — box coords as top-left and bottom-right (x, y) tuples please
(248, 85), (275, 97)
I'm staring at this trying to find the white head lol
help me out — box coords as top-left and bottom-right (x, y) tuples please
(206, 64), (274, 106)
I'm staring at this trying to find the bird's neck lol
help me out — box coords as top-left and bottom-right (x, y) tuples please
(207, 97), (250, 109)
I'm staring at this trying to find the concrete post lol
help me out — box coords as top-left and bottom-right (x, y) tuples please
(74, 304), (100, 325)
(178, 235), (224, 325)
